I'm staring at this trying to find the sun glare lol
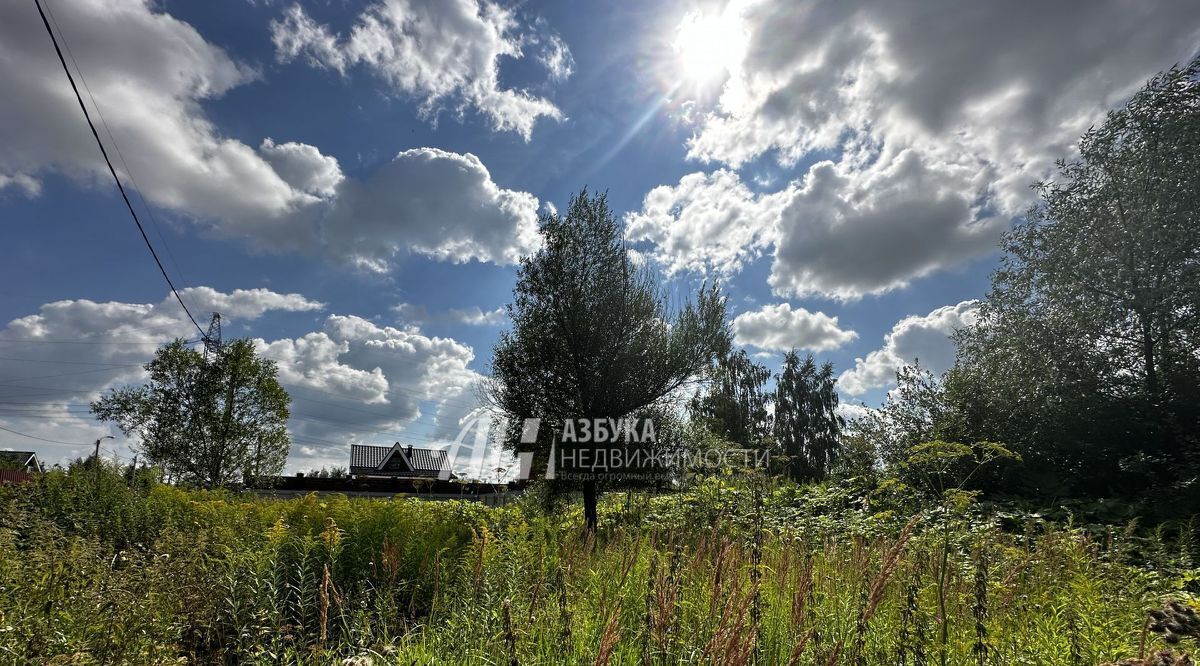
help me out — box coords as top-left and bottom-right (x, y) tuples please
(673, 10), (745, 87)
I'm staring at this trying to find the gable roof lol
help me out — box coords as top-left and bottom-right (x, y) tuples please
(350, 444), (390, 469)
(406, 447), (449, 472)
(350, 443), (450, 477)
(0, 451), (39, 471)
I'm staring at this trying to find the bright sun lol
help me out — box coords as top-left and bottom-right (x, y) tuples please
(673, 10), (745, 87)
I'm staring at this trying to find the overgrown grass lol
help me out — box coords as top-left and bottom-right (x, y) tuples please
(0, 465), (1196, 664)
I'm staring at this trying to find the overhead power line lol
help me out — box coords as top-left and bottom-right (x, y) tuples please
(0, 355), (144, 367)
(0, 339), (181, 345)
(31, 0), (205, 339)
(0, 423), (85, 446)
(39, 0), (194, 302)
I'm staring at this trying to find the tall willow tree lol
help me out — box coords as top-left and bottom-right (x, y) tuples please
(489, 190), (730, 528)
(774, 351), (843, 482)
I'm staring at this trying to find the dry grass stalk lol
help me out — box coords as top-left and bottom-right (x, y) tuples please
(317, 562), (344, 648)
(824, 640), (844, 666)
(472, 528), (487, 600)
(643, 555), (657, 666)
(850, 515), (920, 664)
(791, 553), (814, 630)
(649, 547), (683, 656)
(557, 568), (573, 643)
(703, 575), (759, 666)
(598, 535), (643, 615)
(862, 515), (921, 626)
(708, 540), (734, 620)
(785, 629), (815, 666)
(594, 604), (622, 666)
(528, 552), (545, 624)
(318, 562), (330, 647)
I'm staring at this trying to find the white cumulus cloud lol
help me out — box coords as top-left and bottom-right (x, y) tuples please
(258, 138), (344, 198)
(732, 303), (857, 353)
(769, 151), (1006, 299)
(395, 303), (507, 327)
(630, 0), (1200, 300)
(0, 0), (543, 272)
(839, 300), (978, 396)
(311, 148), (541, 269)
(0, 289), (482, 473)
(624, 169), (789, 277)
(255, 314), (482, 467)
(0, 0), (307, 223)
(270, 0), (565, 139)
(0, 287), (327, 463)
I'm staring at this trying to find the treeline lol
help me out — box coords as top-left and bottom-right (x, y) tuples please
(711, 59), (1200, 514)
(490, 58), (1200, 522)
(849, 59), (1200, 515)
(689, 349), (842, 483)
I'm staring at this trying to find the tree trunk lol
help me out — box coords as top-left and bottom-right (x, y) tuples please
(583, 480), (599, 531)
(1142, 320), (1159, 402)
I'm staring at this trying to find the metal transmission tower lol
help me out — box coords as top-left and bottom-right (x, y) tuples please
(203, 312), (222, 359)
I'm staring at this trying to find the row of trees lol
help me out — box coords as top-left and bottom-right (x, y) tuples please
(856, 58), (1200, 513)
(688, 349), (843, 482)
(86, 58), (1199, 520)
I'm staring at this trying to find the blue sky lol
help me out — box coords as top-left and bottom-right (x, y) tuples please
(1, 0), (1196, 472)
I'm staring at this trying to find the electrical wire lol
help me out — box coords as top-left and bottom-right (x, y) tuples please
(31, 0), (204, 339)
(0, 355), (144, 367)
(0, 423), (84, 446)
(39, 0), (194, 308)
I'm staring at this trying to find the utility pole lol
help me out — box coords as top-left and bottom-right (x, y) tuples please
(93, 435), (113, 501)
(203, 312), (222, 360)
(93, 435), (113, 468)
(203, 312), (224, 485)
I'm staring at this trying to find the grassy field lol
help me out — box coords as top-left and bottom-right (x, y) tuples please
(1, 466), (1197, 665)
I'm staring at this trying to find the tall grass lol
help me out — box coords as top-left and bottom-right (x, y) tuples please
(0, 464), (1194, 664)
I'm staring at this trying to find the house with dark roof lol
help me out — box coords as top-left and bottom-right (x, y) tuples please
(0, 451), (43, 473)
(349, 443), (453, 479)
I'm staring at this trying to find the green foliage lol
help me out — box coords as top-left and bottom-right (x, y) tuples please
(91, 338), (291, 488)
(774, 351), (843, 483)
(900, 440), (1020, 501)
(488, 189), (731, 526)
(689, 349), (773, 451)
(851, 363), (955, 471)
(0, 464), (1194, 664)
(305, 466), (350, 479)
(951, 56), (1200, 503)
